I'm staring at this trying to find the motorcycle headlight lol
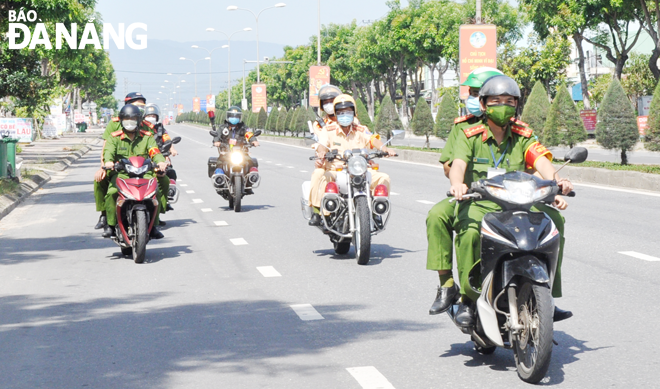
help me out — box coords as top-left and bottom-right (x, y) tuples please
(124, 164), (148, 175)
(230, 151), (244, 165)
(486, 180), (538, 205)
(347, 156), (368, 176)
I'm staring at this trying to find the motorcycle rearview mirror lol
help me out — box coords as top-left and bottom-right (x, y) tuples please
(172, 136), (182, 144)
(564, 147), (588, 164)
(209, 130), (219, 137)
(304, 134), (318, 146)
(253, 129), (262, 137)
(392, 129), (405, 140)
(161, 140), (173, 152)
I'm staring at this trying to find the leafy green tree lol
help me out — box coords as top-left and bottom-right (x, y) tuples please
(434, 93), (458, 140)
(588, 75), (613, 106)
(374, 95), (403, 140)
(257, 107), (267, 129)
(542, 84), (588, 148)
(636, 0), (660, 80)
(521, 81), (551, 136)
(621, 53), (657, 113)
(645, 80), (660, 151)
(596, 77), (640, 164)
(411, 98), (434, 148)
(277, 108), (288, 135)
(355, 99), (373, 129)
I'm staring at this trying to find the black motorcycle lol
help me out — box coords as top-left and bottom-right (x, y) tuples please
(446, 147), (587, 384)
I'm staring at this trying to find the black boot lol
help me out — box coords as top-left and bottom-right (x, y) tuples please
(102, 225), (116, 238)
(429, 284), (459, 315)
(308, 213), (322, 226)
(455, 301), (476, 327)
(166, 204), (174, 211)
(95, 213), (107, 229)
(150, 227), (164, 240)
(245, 188), (254, 195)
(553, 306), (573, 322)
(159, 220), (167, 226)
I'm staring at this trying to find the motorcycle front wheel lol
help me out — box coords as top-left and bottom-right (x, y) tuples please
(513, 281), (553, 383)
(133, 210), (148, 264)
(353, 196), (371, 265)
(234, 176), (242, 212)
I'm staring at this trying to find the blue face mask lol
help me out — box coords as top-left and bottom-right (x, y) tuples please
(337, 112), (354, 127)
(466, 95), (484, 116)
(228, 117), (240, 125)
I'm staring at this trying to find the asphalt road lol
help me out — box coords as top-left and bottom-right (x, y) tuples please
(393, 137), (660, 165)
(1, 123), (659, 388)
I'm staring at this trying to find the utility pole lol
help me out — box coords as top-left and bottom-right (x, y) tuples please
(123, 78), (128, 98)
(317, 0), (321, 66)
(476, 0), (482, 24)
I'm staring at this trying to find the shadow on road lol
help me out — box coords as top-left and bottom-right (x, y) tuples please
(0, 294), (434, 388)
(220, 204), (276, 213)
(440, 330), (610, 385)
(312, 243), (416, 265)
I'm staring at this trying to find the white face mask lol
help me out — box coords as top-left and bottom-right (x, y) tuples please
(122, 120), (138, 131)
(144, 116), (157, 124)
(323, 103), (335, 115)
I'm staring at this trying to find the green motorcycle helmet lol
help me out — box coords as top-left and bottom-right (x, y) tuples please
(461, 67), (504, 89)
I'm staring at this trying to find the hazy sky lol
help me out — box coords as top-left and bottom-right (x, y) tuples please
(96, 0), (410, 47)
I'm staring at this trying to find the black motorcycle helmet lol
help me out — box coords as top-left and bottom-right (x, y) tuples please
(227, 106), (242, 125)
(119, 104), (143, 132)
(144, 103), (161, 122)
(124, 92), (146, 105)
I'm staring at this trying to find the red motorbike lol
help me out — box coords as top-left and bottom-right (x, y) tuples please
(104, 153), (166, 263)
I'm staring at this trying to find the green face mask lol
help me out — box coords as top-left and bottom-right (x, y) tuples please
(485, 104), (517, 127)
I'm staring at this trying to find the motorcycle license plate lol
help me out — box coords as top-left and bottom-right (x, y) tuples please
(229, 139), (237, 145)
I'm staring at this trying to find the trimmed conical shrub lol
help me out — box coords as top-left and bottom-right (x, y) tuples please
(277, 108), (288, 135)
(355, 98), (373, 129)
(542, 84), (588, 148)
(596, 77), (640, 165)
(644, 80), (660, 151)
(434, 93), (458, 140)
(267, 107), (279, 132)
(257, 107), (267, 130)
(411, 98), (435, 148)
(374, 95), (403, 140)
(521, 81), (551, 136)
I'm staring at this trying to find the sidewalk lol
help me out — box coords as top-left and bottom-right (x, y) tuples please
(0, 132), (102, 221)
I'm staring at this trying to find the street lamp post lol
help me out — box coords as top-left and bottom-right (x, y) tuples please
(191, 45), (227, 95)
(227, 3), (286, 83)
(165, 73), (189, 108)
(206, 27), (252, 108)
(179, 57), (209, 97)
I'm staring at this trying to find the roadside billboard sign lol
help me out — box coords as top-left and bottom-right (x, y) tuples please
(580, 109), (598, 134)
(309, 66), (331, 107)
(193, 97), (201, 113)
(637, 116), (649, 136)
(459, 24), (497, 100)
(252, 84), (267, 113)
(207, 94), (216, 113)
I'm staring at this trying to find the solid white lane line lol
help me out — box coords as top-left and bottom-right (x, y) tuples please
(390, 192), (400, 195)
(257, 266), (282, 277)
(346, 366), (395, 389)
(417, 200), (435, 205)
(619, 251), (660, 262)
(300, 170), (308, 173)
(192, 199), (204, 204)
(186, 190), (195, 194)
(573, 183), (660, 198)
(180, 184), (189, 187)
(201, 208), (213, 212)
(230, 238), (248, 245)
(290, 304), (324, 321)
(214, 221), (228, 226)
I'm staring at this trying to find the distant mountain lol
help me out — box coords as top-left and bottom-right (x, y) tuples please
(107, 39), (286, 111)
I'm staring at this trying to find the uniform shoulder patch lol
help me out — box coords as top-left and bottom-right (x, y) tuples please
(142, 121), (155, 129)
(111, 117), (120, 122)
(463, 124), (487, 141)
(454, 114), (475, 124)
(111, 130), (123, 137)
(513, 118), (530, 127)
(511, 124), (532, 138)
(139, 130), (153, 137)
(354, 124), (369, 133)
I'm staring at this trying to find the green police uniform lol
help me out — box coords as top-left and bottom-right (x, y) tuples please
(450, 119), (565, 301)
(103, 128), (166, 227)
(426, 114), (482, 271)
(142, 121), (170, 215)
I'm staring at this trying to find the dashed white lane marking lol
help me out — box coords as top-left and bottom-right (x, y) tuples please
(178, 179), (183, 182)
(186, 190), (195, 194)
(201, 208), (213, 213)
(276, 164), (283, 166)
(390, 192), (399, 195)
(192, 199), (204, 204)
(266, 161), (272, 163)
(300, 170), (308, 173)
(230, 238), (248, 245)
(417, 200), (435, 205)
(346, 366), (395, 389)
(214, 221), (228, 226)
(180, 184), (189, 187)
(257, 266), (282, 277)
(287, 166), (294, 168)
(619, 251), (660, 262)
(289, 304), (324, 321)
